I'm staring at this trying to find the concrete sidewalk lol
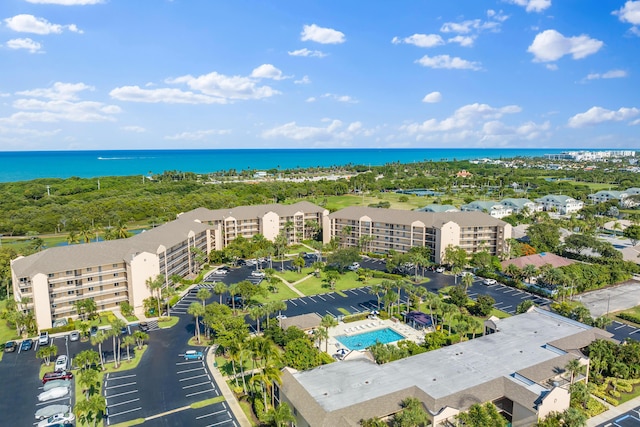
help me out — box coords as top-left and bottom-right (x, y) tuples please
(587, 395), (640, 426)
(206, 345), (252, 427)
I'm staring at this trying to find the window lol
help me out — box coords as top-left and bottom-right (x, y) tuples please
(66, 271), (72, 275)
(68, 291), (74, 295)
(112, 264), (118, 268)
(88, 287), (94, 291)
(87, 277), (93, 282)
(67, 280), (73, 285)
(87, 267), (92, 272)
(115, 292), (119, 296)
(113, 272), (119, 277)
(48, 273), (54, 278)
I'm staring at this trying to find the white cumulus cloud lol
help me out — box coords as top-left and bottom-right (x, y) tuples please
(6, 38), (42, 53)
(288, 48), (327, 58)
(164, 129), (231, 140)
(586, 70), (628, 80)
(448, 35), (476, 47)
(4, 14), (83, 34)
(613, 1), (640, 35)
(262, 119), (370, 142)
(568, 106), (640, 127)
(504, 0), (551, 13)
(121, 126), (146, 133)
(422, 92), (442, 103)
(25, 0), (104, 4)
(301, 24), (345, 44)
(17, 82), (93, 101)
(391, 34), (444, 48)
(528, 29), (603, 62)
(294, 75), (311, 85)
(168, 70), (280, 100)
(416, 54), (482, 70)
(250, 64), (288, 80)
(109, 86), (225, 104)
(321, 93), (358, 103)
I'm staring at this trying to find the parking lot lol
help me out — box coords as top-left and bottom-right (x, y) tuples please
(104, 372), (141, 424)
(175, 353), (219, 400)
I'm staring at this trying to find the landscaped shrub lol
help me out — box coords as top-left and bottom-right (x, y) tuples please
(42, 322), (76, 334)
(343, 313), (369, 323)
(585, 398), (608, 417)
(617, 312), (640, 325)
(372, 271), (404, 280)
(169, 295), (180, 307)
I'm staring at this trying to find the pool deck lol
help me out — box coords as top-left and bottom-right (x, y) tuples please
(326, 317), (426, 356)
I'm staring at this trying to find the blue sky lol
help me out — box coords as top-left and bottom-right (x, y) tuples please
(1, 0), (639, 151)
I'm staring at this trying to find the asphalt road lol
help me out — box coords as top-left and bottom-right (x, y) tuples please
(596, 405), (640, 427)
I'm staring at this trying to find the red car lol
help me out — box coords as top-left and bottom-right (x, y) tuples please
(42, 371), (73, 384)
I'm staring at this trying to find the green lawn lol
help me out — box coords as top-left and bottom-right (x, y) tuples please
(275, 268), (312, 283)
(0, 300), (19, 343)
(296, 271), (380, 296)
(253, 282), (300, 304)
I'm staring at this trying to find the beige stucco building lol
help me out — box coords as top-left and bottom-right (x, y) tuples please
(328, 207), (511, 263)
(11, 201), (329, 329)
(278, 308), (612, 427)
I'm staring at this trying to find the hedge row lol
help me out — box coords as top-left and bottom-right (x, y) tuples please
(617, 312), (640, 325)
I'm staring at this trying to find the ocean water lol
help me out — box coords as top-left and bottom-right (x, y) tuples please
(0, 148), (568, 183)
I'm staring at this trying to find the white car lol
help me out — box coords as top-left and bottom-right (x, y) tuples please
(54, 355), (68, 372)
(483, 278), (497, 285)
(43, 379), (71, 392)
(38, 386), (69, 402)
(435, 267), (445, 273)
(35, 404), (70, 420)
(348, 262), (360, 271)
(213, 269), (228, 275)
(251, 270), (265, 278)
(37, 412), (75, 427)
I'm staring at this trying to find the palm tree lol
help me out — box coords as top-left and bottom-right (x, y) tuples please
(212, 281), (228, 304)
(188, 302), (205, 343)
(505, 263), (521, 281)
(122, 335), (136, 362)
(565, 358), (583, 385)
(75, 394), (107, 427)
(265, 402), (296, 427)
(522, 264), (538, 284)
(67, 230), (80, 245)
(108, 318), (126, 368)
(369, 283), (386, 311)
(320, 314), (337, 353)
(133, 330), (148, 350)
(249, 305), (266, 334)
(196, 288), (211, 307)
(462, 273), (474, 293)
(78, 368), (100, 397)
(91, 332), (107, 370)
(145, 274), (165, 317)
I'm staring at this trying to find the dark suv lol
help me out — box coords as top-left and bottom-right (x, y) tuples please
(42, 371), (74, 384)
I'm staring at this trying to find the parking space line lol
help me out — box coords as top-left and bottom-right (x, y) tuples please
(36, 396), (70, 406)
(106, 389), (138, 398)
(108, 374), (136, 380)
(520, 295), (530, 299)
(326, 293), (336, 299)
(186, 388), (214, 397)
(494, 301), (504, 306)
(288, 300), (298, 306)
(177, 367), (205, 374)
(316, 295), (326, 301)
(500, 305), (512, 311)
(108, 407), (142, 418)
(105, 381), (136, 390)
(307, 296), (316, 302)
(183, 381), (213, 389)
(350, 306), (360, 313)
(196, 409), (228, 419)
(616, 324), (629, 330)
(179, 373), (208, 381)
(176, 360), (204, 366)
(204, 416), (234, 427)
(108, 398), (140, 407)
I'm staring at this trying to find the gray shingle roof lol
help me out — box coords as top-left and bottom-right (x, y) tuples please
(178, 201), (326, 222)
(329, 206), (507, 228)
(12, 213), (210, 278)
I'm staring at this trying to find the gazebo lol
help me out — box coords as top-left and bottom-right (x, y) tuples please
(405, 311), (433, 330)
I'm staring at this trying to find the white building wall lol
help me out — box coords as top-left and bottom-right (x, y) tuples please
(31, 273), (52, 330)
(435, 221), (460, 264)
(128, 251), (160, 316)
(262, 211), (280, 241)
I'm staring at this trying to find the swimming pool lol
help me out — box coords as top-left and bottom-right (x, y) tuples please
(336, 327), (406, 350)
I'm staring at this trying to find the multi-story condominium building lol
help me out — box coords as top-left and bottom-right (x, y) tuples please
(278, 307), (612, 427)
(11, 201), (329, 329)
(460, 201), (513, 219)
(588, 190), (635, 207)
(328, 206), (511, 263)
(176, 201), (330, 249)
(534, 195), (584, 214)
(500, 198), (543, 214)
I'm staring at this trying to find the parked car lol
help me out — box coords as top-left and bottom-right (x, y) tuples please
(138, 321), (149, 332)
(250, 270), (265, 278)
(35, 404), (71, 420)
(183, 350), (204, 360)
(43, 379), (71, 392)
(226, 296), (244, 307)
(42, 371), (73, 384)
(54, 355), (68, 372)
(348, 262), (360, 271)
(213, 268), (228, 275)
(435, 266), (445, 273)
(90, 326), (98, 336)
(120, 326), (129, 335)
(38, 386), (69, 402)
(483, 278), (497, 285)
(20, 338), (33, 352)
(39, 331), (50, 346)
(3, 340), (17, 353)
(37, 412), (75, 427)
(68, 331), (80, 342)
